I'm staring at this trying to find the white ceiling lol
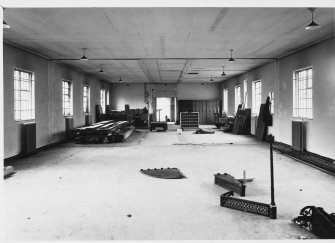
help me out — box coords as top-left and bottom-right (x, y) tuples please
(3, 7), (335, 83)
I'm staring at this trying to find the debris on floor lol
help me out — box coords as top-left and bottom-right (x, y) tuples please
(127, 214), (132, 218)
(292, 206), (335, 239)
(298, 235), (313, 240)
(140, 167), (186, 179)
(4, 166), (15, 178)
(194, 128), (215, 134)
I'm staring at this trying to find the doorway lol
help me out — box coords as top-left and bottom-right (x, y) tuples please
(156, 97), (176, 122)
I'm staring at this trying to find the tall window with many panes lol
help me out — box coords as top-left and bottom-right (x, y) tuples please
(62, 80), (73, 116)
(14, 68), (35, 120)
(293, 67), (313, 119)
(83, 85), (90, 114)
(235, 85), (241, 112)
(100, 89), (106, 113)
(223, 89), (228, 113)
(252, 80), (262, 115)
(243, 80), (248, 108)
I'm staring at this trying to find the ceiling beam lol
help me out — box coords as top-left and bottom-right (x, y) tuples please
(137, 60), (154, 83)
(177, 59), (193, 83)
(50, 57), (277, 61)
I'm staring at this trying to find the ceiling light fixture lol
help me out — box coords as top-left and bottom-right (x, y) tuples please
(99, 64), (104, 72)
(3, 8), (10, 29)
(119, 76), (122, 82)
(80, 48), (88, 60)
(221, 66), (226, 76)
(201, 82), (205, 86)
(3, 20), (10, 29)
(210, 76), (214, 82)
(305, 8), (321, 30)
(126, 84), (130, 87)
(228, 49), (235, 62)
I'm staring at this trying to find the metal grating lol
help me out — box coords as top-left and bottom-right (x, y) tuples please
(220, 191), (276, 219)
(180, 112), (199, 131)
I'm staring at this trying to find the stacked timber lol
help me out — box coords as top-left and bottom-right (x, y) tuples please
(75, 120), (135, 143)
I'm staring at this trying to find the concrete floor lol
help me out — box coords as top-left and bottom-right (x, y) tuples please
(4, 127), (335, 240)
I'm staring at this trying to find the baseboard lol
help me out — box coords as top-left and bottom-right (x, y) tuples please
(4, 139), (67, 166)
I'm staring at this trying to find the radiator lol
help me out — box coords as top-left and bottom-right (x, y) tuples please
(21, 122), (36, 155)
(65, 117), (74, 139)
(250, 116), (258, 135)
(85, 114), (92, 126)
(292, 120), (306, 151)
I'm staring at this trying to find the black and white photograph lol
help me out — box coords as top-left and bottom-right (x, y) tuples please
(1, 0), (335, 241)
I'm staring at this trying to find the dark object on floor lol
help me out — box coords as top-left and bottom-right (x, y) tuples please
(195, 128), (215, 134)
(220, 191), (277, 219)
(273, 141), (335, 175)
(140, 167), (186, 179)
(214, 173), (246, 197)
(220, 134), (277, 219)
(127, 214), (132, 218)
(4, 166), (15, 178)
(149, 121), (167, 132)
(75, 120), (135, 143)
(255, 97), (273, 141)
(255, 104), (267, 141)
(233, 108), (251, 135)
(222, 116), (235, 133)
(292, 206), (335, 239)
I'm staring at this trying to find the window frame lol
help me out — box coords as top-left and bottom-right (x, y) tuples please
(223, 88), (228, 113)
(235, 85), (241, 112)
(252, 80), (262, 115)
(14, 68), (35, 121)
(100, 89), (106, 114)
(83, 85), (90, 114)
(243, 80), (248, 108)
(62, 80), (73, 117)
(293, 67), (313, 119)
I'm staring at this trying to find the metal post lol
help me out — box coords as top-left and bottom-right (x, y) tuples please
(268, 134), (277, 219)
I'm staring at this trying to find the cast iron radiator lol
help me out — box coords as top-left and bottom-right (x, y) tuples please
(292, 120), (306, 151)
(21, 122), (36, 155)
(65, 117), (74, 139)
(220, 191), (276, 219)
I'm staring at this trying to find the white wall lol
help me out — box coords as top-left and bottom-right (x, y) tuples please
(3, 44), (109, 158)
(109, 82), (220, 111)
(220, 37), (335, 159)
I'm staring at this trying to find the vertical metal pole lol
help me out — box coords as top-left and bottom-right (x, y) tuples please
(269, 134), (277, 219)
(270, 136), (275, 205)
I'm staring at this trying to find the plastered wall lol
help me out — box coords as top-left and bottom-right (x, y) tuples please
(220, 37), (335, 159)
(3, 44), (109, 158)
(109, 82), (220, 111)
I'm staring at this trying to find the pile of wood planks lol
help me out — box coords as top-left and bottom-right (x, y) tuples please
(75, 120), (135, 143)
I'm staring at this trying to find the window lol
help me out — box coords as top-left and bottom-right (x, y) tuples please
(223, 89), (228, 113)
(106, 89), (110, 106)
(83, 85), (90, 114)
(252, 80), (262, 115)
(62, 80), (73, 116)
(100, 89), (106, 113)
(293, 67), (313, 119)
(243, 80), (248, 108)
(235, 85), (241, 112)
(14, 68), (35, 120)
(269, 91), (274, 114)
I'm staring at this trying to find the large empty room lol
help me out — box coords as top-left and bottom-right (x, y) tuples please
(2, 1), (335, 241)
